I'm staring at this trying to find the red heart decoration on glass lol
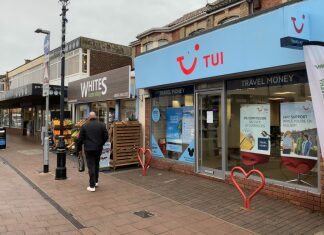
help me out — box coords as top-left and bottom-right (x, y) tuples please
(230, 166), (265, 209)
(137, 147), (152, 176)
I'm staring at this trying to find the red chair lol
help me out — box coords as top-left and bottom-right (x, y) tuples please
(281, 157), (317, 186)
(240, 152), (270, 168)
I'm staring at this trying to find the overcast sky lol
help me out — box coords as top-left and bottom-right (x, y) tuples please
(0, 0), (209, 74)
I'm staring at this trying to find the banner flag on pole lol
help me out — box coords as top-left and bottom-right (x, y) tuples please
(303, 41), (324, 159)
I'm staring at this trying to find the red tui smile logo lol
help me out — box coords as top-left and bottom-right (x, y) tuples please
(291, 15), (305, 34)
(176, 43), (224, 75)
(176, 44), (199, 75)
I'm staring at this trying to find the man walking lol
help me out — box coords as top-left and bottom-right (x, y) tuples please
(78, 112), (108, 192)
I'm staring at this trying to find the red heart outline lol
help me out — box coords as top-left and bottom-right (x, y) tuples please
(230, 166), (265, 209)
(137, 148), (152, 176)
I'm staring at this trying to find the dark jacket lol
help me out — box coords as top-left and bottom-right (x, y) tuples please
(78, 119), (108, 152)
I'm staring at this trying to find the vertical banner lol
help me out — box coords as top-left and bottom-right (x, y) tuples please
(240, 104), (271, 155)
(280, 102), (318, 158)
(304, 42), (324, 158)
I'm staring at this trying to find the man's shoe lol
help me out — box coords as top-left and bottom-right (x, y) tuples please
(95, 182), (99, 187)
(87, 186), (95, 192)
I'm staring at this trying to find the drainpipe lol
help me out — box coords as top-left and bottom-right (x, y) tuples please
(247, 0), (254, 15)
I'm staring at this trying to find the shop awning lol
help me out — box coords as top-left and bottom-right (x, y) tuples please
(0, 83), (67, 108)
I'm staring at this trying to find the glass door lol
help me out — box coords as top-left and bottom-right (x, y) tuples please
(196, 90), (224, 178)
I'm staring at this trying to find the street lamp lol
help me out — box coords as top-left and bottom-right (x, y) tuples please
(35, 28), (50, 174)
(55, 0), (70, 180)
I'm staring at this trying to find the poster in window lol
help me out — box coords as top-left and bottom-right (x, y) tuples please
(280, 102), (318, 158)
(240, 104), (270, 155)
(166, 108), (182, 144)
(182, 106), (194, 144)
(99, 142), (111, 170)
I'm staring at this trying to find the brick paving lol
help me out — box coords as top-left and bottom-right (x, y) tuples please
(112, 167), (324, 235)
(0, 134), (252, 235)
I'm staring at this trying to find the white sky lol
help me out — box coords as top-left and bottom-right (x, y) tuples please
(0, 0), (208, 74)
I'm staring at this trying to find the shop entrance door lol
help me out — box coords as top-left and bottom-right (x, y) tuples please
(196, 90), (225, 179)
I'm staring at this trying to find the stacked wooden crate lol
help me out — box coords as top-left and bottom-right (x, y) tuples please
(111, 121), (141, 170)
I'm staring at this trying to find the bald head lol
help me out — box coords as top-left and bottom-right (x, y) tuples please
(89, 112), (97, 120)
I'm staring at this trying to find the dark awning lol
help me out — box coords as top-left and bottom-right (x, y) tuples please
(0, 83), (67, 108)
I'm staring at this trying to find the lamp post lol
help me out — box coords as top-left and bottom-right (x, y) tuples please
(55, 0), (70, 180)
(35, 28), (50, 173)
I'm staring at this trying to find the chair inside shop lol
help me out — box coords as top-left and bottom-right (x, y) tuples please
(281, 157), (317, 186)
(240, 151), (270, 168)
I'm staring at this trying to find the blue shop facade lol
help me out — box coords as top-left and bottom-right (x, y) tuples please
(135, 0), (324, 193)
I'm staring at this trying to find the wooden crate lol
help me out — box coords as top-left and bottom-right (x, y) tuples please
(110, 121), (141, 170)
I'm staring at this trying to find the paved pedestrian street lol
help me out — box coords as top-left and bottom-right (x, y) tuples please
(0, 135), (324, 235)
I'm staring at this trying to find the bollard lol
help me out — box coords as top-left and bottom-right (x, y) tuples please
(137, 147), (152, 176)
(230, 166), (265, 209)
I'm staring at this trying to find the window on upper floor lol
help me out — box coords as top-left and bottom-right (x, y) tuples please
(218, 16), (239, 25)
(143, 42), (153, 52)
(188, 28), (205, 37)
(158, 39), (168, 47)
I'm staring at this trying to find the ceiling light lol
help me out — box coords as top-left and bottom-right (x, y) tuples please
(271, 98), (285, 100)
(273, 92), (296, 95)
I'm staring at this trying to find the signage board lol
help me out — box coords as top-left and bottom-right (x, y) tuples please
(68, 66), (130, 103)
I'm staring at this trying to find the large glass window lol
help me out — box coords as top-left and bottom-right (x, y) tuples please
(120, 100), (136, 121)
(151, 87), (194, 164)
(226, 71), (320, 189)
(91, 102), (107, 125)
(10, 108), (22, 128)
(0, 109), (9, 127)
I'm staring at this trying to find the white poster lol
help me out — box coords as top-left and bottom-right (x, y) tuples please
(240, 104), (270, 155)
(207, 111), (213, 124)
(280, 102), (318, 158)
(304, 43), (324, 159)
(100, 142), (111, 169)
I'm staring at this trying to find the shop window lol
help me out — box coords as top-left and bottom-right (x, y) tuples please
(226, 71), (320, 189)
(91, 102), (107, 124)
(10, 108), (22, 128)
(0, 109), (9, 127)
(120, 100), (136, 121)
(151, 86), (195, 164)
(76, 104), (90, 121)
(36, 108), (44, 131)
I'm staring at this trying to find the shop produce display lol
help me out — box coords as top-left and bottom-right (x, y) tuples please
(67, 118), (87, 155)
(51, 118), (73, 149)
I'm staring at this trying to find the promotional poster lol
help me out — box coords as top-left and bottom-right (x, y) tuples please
(240, 104), (271, 155)
(280, 102), (318, 158)
(99, 142), (111, 170)
(166, 108), (183, 144)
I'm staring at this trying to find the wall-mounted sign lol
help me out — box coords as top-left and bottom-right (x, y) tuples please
(227, 70), (307, 90)
(281, 9), (310, 49)
(68, 66), (130, 103)
(151, 86), (194, 98)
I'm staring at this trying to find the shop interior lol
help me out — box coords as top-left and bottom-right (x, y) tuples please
(227, 82), (319, 188)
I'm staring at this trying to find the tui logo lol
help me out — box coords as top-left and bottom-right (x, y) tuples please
(176, 43), (224, 75)
(291, 15), (305, 34)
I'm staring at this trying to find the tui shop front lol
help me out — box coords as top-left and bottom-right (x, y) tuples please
(135, 0), (324, 211)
